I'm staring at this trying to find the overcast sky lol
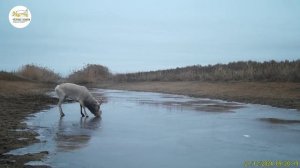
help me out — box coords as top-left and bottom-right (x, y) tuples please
(1, 0), (300, 76)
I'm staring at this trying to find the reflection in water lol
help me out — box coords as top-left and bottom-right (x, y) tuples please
(7, 90), (300, 168)
(55, 117), (101, 152)
(137, 99), (244, 112)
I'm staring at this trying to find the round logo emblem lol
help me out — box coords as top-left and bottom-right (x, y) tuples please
(9, 6), (31, 28)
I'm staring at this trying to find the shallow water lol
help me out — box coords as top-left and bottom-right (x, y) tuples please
(8, 89), (300, 168)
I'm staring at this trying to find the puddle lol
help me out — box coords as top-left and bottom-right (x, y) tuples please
(259, 118), (300, 124)
(132, 91), (244, 113)
(7, 89), (300, 168)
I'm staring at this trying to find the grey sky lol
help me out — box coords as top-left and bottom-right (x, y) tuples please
(1, 0), (300, 76)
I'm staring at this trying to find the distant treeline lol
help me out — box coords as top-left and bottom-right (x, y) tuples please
(113, 60), (300, 82)
(4, 60), (299, 83)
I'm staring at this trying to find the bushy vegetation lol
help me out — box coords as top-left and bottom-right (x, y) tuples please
(0, 71), (26, 81)
(67, 64), (112, 84)
(3, 60), (299, 84)
(16, 64), (61, 83)
(113, 60), (300, 82)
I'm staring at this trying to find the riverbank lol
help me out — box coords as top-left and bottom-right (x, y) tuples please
(0, 80), (299, 167)
(0, 80), (57, 167)
(98, 81), (300, 110)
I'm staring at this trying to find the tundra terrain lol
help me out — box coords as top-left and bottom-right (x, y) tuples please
(0, 61), (299, 167)
(0, 72), (57, 167)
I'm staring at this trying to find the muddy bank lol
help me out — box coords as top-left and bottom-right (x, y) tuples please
(98, 81), (300, 110)
(0, 80), (57, 167)
(259, 118), (300, 124)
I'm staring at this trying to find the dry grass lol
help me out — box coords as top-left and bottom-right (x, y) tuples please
(67, 64), (111, 84)
(114, 60), (300, 82)
(16, 64), (61, 83)
(0, 71), (26, 81)
(0, 80), (46, 95)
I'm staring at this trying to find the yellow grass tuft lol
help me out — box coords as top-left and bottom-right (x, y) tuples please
(16, 64), (61, 83)
(67, 64), (112, 84)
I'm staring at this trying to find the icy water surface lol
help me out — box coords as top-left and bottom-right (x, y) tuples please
(8, 89), (300, 168)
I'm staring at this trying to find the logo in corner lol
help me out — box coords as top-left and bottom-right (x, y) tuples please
(9, 6), (31, 28)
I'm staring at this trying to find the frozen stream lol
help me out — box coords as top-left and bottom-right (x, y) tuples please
(8, 89), (300, 168)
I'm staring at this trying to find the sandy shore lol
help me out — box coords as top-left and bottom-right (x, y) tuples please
(0, 80), (57, 167)
(99, 81), (300, 110)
